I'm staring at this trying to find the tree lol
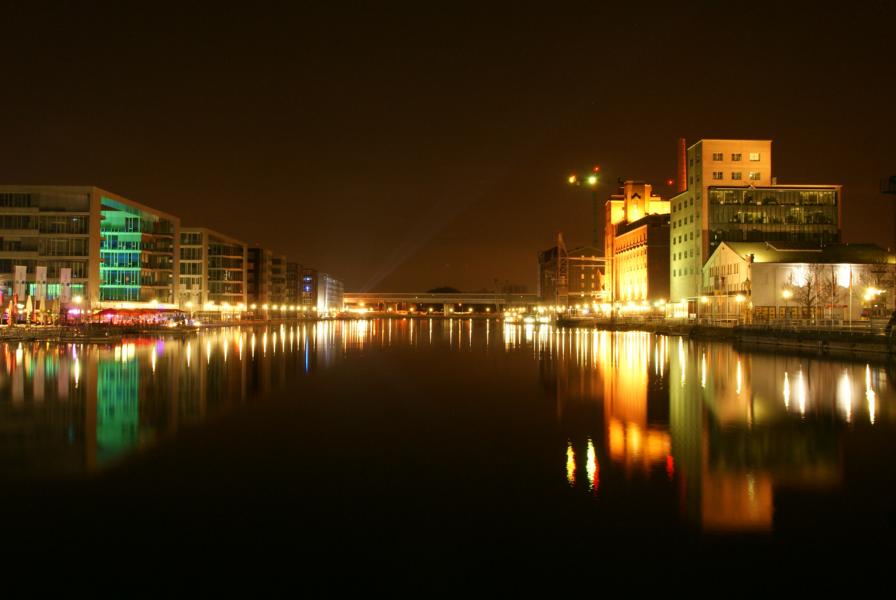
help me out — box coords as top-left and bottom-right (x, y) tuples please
(788, 265), (823, 323)
(818, 265), (842, 322)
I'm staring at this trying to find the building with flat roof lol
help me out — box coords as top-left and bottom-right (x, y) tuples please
(179, 227), (247, 309)
(301, 268), (343, 313)
(286, 261), (302, 305)
(567, 246), (603, 303)
(0, 185), (179, 308)
(271, 254), (287, 303)
(604, 181), (670, 303)
(247, 246), (272, 305)
(669, 140), (842, 307)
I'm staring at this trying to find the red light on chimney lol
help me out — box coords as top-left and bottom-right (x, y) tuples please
(666, 178), (674, 186)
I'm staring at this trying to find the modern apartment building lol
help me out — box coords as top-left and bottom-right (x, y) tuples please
(604, 181), (670, 303)
(0, 185), (179, 307)
(247, 246), (273, 305)
(669, 140), (842, 305)
(301, 268), (344, 313)
(286, 261), (302, 305)
(270, 254), (287, 303)
(179, 227), (247, 308)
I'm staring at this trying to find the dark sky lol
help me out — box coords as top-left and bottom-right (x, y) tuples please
(2, 1), (895, 292)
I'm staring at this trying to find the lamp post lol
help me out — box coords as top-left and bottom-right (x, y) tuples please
(72, 295), (83, 326)
(782, 289), (793, 326)
(735, 294), (746, 325)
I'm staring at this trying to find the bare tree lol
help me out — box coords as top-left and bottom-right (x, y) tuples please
(818, 265), (841, 322)
(788, 265), (823, 323)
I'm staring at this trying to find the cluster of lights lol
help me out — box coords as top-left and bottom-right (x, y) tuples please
(864, 287), (884, 302)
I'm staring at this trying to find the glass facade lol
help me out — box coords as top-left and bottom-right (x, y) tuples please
(708, 187), (839, 255)
(179, 229), (246, 306)
(100, 196), (177, 302)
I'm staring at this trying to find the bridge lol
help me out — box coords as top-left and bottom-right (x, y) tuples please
(343, 292), (539, 314)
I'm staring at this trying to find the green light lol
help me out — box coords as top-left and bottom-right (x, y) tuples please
(587, 175), (598, 186)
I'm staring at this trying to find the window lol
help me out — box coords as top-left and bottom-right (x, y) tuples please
(731, 153), (742, 161)
(712, 171), (723, 180)
(749, 152), (760, 161)
(749, 171), (761, 180)
(712, 152), (723, 161)
(731, 172), (742, 180)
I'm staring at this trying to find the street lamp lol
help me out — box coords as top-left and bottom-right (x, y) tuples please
(781, 289), (793, 325)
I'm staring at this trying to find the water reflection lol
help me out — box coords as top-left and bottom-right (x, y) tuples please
(0, 319), (893, 538)
(534, 325), (893, 533)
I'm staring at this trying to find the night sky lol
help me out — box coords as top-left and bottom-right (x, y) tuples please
(2, 2), (894, 292)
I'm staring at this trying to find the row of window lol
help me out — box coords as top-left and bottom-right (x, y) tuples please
(711, 171), (761, 181)
(709, 152), (761, 161)
(708, 263), (740, 277)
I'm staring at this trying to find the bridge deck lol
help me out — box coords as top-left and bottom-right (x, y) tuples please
(344, 293), (538, 305)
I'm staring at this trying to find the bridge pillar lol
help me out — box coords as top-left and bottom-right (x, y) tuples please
(443, 303), (452, 317)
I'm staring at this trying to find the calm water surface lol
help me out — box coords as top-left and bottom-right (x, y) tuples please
(1, 318), (894, 561)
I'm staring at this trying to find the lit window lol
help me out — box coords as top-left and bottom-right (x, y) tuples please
(749, 152), (760, 161)
(749, 171), (761, 180)
(731, 153), (742, 161)
(712, 152), (723, 161)
(712, 171), (723, 180)
(731, 172), (742, 180)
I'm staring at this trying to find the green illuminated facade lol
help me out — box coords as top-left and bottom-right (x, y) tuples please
(0, 186), (180, 306)
(100, 195), (178, 303)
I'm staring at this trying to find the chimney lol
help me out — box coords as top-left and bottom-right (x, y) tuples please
(676, 137), (687, 194)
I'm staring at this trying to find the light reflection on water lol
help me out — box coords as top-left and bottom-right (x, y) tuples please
(0, 319), (893, 535)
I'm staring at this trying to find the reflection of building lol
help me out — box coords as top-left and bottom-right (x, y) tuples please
(601, 333), (672, 473)
(301, 268), (344, 312)
(179, 227), (248, 308)
(669, 140), (842, 304)
(0, 185), (180, 307)
(669, 339), (845, 532)
(96, 355), (140, 466)
(702, 241), (895, 321)
(604, 181), (670, 302)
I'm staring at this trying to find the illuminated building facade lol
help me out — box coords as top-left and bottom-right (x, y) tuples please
(179, 227), (248, 308)
(301, 268), (344, 313)
(604, 181), (670, 302)
(701, 241), (894, 322)
(0, 185), (179, 307)
(669, 139), (842, 305)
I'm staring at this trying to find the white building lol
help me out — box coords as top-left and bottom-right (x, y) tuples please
(701, 241), (895, 323)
